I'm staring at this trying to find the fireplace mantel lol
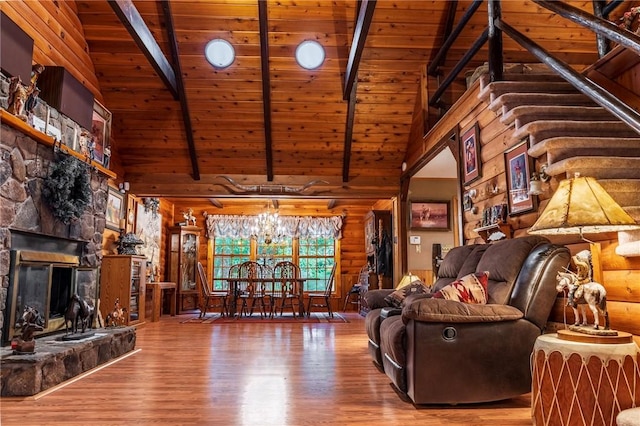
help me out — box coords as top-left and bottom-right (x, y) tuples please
(0, 109), (116, 179)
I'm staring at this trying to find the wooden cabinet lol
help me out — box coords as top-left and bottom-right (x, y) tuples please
(168, 226), (201, 313)
(364, 210), (393, 289)
(99, 255), (146, 325)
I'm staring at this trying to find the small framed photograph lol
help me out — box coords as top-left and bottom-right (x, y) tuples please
(46, 123), (61, 142)
(504, 139), (537, 216)
(30, 114), (47, 133)
(91, 100), (111, 165)
(410, 201), (450, 231)
(463, 192), (473, 212)
(461, 122), (481, 185)
(106, 186), (124, 231)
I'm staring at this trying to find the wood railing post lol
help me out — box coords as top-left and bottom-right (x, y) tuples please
(487, 0), (503, 82)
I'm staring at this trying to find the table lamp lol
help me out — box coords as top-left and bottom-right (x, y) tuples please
(396, 272), (421, 289)
(528, 172), (639, 340)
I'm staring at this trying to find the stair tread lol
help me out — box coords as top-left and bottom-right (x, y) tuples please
(528, 136), (640, 158)
(514, 120), (639, 143)
(479, 80), (579, 102)
(488, 92), (598, 113)
(502, 105), (614, 127)
(545, 157), (640, 179)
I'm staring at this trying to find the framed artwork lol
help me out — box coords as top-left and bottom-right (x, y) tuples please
(463, 192), (473, 212)
(106, 186), (124, 231)
(136, 203), (162, 266)
(504, 139), (537, 216)
(461, 122), (481, 185)
(91, 100), (111, 165)
(410, 201), (450, 231)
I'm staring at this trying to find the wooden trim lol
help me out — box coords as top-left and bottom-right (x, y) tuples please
(1, 110), (117, 178)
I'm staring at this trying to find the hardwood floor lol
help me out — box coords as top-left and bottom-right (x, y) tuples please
(1, 313), (532, 425)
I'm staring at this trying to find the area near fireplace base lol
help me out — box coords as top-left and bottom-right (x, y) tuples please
(0, 327), (136, 397)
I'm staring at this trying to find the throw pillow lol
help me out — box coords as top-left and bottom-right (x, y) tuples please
(384, 281), (429, 308)
(432, 271), (489, 304)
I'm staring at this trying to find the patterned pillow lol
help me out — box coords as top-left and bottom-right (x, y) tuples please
(384, 281), (429, 308)
(432, 271), (489, 304)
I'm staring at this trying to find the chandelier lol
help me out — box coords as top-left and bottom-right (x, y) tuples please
(251, 208), (284, 245)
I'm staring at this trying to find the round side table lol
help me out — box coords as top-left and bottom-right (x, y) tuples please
(531, 333), (640, 426)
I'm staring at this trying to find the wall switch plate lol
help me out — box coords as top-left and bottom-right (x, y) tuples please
(409, 235), (421, 245)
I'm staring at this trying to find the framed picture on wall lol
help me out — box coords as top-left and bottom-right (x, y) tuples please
(504, 139), (537, 215)
(410, 201), (450, 231)
(106, 186), (124, 231)
(461, 122), (481, 185)
(91, 100), (111, 165)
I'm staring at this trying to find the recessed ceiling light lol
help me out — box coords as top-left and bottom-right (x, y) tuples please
(205, 39), (235, 69)
(295, 40), (325, 70)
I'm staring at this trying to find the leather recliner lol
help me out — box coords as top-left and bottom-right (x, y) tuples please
(364, 236), (570, 405)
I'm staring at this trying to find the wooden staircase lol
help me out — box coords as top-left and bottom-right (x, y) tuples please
(478, 70), (640, 218)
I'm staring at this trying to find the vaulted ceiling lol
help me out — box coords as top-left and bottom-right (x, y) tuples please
(74, 0), (630, 203)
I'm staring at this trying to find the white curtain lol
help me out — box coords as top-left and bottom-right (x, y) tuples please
(204, 214), (343, 240)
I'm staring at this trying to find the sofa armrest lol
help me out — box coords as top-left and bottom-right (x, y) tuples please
(362, 289), (395, 310)
(403, 298), (524, 324)
(380, 306), (402, 319)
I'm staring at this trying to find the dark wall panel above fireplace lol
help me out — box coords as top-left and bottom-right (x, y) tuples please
(38, 66), (94, 130)
(0, 11), (34, 81)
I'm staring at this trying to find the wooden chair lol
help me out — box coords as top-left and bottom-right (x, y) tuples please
(236, 261), (271, 318)
(342, 264), (370, 312)
(272, 261), (302, 318)
(196, 262), (229, 318)
(306, 264), (336, 318)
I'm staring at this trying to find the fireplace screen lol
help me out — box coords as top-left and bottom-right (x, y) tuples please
(4, 250), (85, 344)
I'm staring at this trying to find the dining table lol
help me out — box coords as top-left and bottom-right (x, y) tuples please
(225, 277), (307, 318)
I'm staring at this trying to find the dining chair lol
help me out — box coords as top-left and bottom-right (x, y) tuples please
(306, 263), (336, 318)
(236, 261), (270, 318)
(342, 264), (370, 312)
(196, 262), (229, 318)
(272, 261), (302, 318)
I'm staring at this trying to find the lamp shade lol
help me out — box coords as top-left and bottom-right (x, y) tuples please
(528, 174), (640, 235)
(396, 272), (421, 289)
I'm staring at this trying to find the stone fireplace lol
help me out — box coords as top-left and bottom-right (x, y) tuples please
(1, 118), (108, 345)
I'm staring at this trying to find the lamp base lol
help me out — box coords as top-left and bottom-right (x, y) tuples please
(558, 328), (632, 344)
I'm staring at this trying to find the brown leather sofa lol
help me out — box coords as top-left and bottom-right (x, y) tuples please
(363, 236), (570, 405)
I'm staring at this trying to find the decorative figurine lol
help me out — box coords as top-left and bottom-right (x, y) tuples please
(64, 294), (95, 335)
(105, 298), (128, 327)
(12, 306), (45, 354)
(116, 231), (145, 255)
(556, 271), (611, 332)
(183, 208), (197, 226)
(7, 76), (28, 121)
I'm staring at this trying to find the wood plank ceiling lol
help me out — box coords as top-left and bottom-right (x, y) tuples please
(75, 0), (616, 203)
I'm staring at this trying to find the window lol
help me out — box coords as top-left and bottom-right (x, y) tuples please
(298, 236), (335, 292)
(256, 237), (293, 270)
(212, 237), (250, 290)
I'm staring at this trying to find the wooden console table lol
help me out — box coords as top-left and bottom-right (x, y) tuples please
(146, 282), (177, 322)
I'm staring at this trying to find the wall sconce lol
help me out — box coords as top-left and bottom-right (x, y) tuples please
(528, 164), (550, 196)
(118, 182), (130, 193)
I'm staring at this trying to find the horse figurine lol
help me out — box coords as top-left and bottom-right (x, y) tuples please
(183, 208), (196, 226)
(556, 271), (610, 330)
(64, 294), (94, 334)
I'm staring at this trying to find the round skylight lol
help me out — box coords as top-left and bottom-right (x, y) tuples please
(205, 39), (235, 69)
(295, 40), (325, 70)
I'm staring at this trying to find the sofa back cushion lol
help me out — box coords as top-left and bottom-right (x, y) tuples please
(475, 235), (550, 304)
(432, 244), (487, 293)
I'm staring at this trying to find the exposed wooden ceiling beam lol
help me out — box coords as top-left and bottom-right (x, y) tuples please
(160, 0), (200, 180)
(258, 1), (274, 182)
(342, 0), (375, 183)
(342, 81), (357, 182)
(343, 0), (376, 101)
(108, 0), (178, 100)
